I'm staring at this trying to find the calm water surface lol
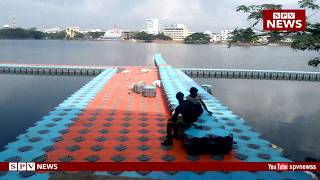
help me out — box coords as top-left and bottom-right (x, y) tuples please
(0, 75), (91, 151)
(0, 40), (319, 160)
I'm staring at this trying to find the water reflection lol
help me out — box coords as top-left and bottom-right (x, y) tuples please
(0, 75), (91, 150)
(194, 78), (320, 161)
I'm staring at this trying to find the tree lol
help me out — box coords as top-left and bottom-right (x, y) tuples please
(267, 32), (283, 43)
(154, 33), (172, 40)
(236, 4), (282, 27)
(236, 0), (320, 66)
(0, 28), (45, 39)
(291, 23), (320, 50)
(134, 31), (155, 42)
(87, 32), (105, 39)
(230, 28), (259, 44)
(73, 32), (85, 39)
(46, 31), (66, 40)
(28, 29), (45, 39)
(184, 33), (211, 44)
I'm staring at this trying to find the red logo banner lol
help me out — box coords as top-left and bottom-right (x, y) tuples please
(0, 162), (319, 172)
(263, 9), (306, 31)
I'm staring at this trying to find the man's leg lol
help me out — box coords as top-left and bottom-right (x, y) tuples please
(172, 116), (184, 137)
(161, 120), (175, 145)
(194, 106), (204, 120)
(166, 121), (174, 138)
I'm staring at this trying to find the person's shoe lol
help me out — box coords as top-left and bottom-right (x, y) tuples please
(172, 134), (179, 139)
(161, 138), (173, 146)
(172, 130), (179, 139)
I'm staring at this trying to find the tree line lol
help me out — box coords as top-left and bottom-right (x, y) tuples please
(0, 28), (47, 39)
(0, 28), (109, 40)
(0, 28), (69, 40)
(134, 31), (212, 44)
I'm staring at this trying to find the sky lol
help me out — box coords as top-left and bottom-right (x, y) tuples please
(0, 0), (319, 32)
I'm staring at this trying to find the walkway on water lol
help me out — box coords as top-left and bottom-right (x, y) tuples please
(0, 63), (108, 76)
(0, 55), (314, 180)
(181, 68), (320, 82)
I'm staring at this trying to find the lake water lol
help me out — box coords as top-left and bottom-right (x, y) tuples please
(0, 40), (319, 161)
(0, 74), (92, 151)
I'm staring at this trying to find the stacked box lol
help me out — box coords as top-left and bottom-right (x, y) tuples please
(142, 85), (156, 97)
(133, 82), (145, 94)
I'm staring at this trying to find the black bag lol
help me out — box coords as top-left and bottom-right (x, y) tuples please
(183, 135), (233, 155)
(184, 137), (209, 155)
(208, 136), (233, 155)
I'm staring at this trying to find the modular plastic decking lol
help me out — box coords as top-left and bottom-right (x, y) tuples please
(180, 68), (320, 81)
(0, 54), (313, 180)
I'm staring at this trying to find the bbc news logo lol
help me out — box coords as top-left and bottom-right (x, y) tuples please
(9, 162), (58, 171)
(263, 10), (306, 31)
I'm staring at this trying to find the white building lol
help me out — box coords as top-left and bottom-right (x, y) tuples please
(221, 29), (233, 41)
(163, 24), (189, 41)
(66, 27), (80, 38)
(100, 28), (122, 40)
(79, 29), (102, 34)
(43, 28), (61, 34)
(146, 19), (160, 35)
(3, 24), (10, 28)
(204, 31), (214, 42)
(281, 38), (293, 43)
(257, 35), (269, 43)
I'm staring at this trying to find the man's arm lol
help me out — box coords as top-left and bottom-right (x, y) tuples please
(200, 99), (213, 115)
(171, 105), (181, 122)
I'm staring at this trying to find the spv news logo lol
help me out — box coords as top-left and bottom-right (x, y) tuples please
(263, 10), (306, 31)
(9, 162), (58, 171)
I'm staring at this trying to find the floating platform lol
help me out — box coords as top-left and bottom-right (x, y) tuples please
(0, 54), (314, 179)
(1, 63), (320, 82)
(0, 63), (108, 76)
(181, 68), (320, 81)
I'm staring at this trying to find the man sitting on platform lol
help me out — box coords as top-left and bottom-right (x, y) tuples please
(161, 92), (201, 146)
(187, 87), (213, 116)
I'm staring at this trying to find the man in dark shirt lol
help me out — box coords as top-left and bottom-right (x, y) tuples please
(161, 92), (199, 146)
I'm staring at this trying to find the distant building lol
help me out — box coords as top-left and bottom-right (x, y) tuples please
(281, 37), (293, 43)
(79, 29), (101, 34)
(99, 28), (122, 40)
(204, 31), (214, 42)
(66, 27), (80, 38)
(221, 29), (233, 41)
(163, 24), (189, 41)
(257, 35), (269, 43)
(146, 19), (160, 35)
(121, 31), (135, 40)
(43, 28), (61, 34)
(211, 33), (221, 42)
(3, 24), (11, 28)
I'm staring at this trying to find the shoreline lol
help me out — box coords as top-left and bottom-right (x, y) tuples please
(0, 39), (292, 47)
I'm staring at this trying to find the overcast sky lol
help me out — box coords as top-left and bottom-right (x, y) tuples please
(0, 0), (319, 32)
